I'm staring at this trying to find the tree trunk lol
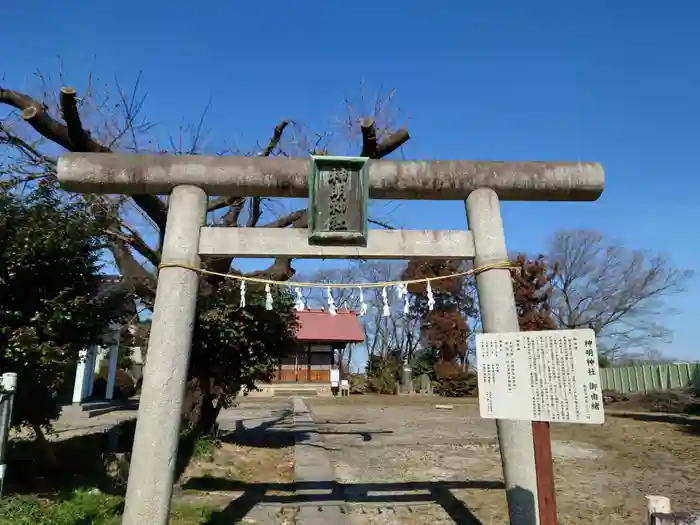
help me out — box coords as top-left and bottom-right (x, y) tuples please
(201, 395), (223, 437)
(31, 423), (57, 465)
(181, 375), (220, 437)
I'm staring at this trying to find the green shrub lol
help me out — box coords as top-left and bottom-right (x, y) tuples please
(365, 355), (401, 394)
(433, 361), (478, 397)
(348, 373), (368, 394)
(366, 366), (398, 394)
(434, 373), (478, 397)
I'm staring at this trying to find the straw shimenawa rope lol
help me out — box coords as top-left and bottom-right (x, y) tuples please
(157, 261), (518, 289)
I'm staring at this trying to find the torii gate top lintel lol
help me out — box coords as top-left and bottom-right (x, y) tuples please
(57, 152), (604, 202)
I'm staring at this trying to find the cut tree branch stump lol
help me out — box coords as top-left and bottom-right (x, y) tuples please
(60, 86), (93, 151)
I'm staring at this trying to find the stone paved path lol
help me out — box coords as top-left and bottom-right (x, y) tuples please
(292, 396), (348, 525)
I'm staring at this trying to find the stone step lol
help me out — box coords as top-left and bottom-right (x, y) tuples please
(274, 390), (320, 398)
(243, 383), (332, 398)
(268, 382), (326, 389)
(62, 398), (138, 418)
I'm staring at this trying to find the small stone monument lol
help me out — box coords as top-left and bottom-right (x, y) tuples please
(419, 374), (433, 395)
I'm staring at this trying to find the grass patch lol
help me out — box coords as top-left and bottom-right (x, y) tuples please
(0, 490), (123, 525)
(169, 502), (217, 524)
(0, 490), (225, 525)
(190, 435), (220, 463)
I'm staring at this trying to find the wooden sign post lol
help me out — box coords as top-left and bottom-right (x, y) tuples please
(532, 421), (557, 525)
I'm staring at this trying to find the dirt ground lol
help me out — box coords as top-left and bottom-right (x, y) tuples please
(4, 399), (298, 525)
(306, 395), (700, 525)
(173, 400), (298, 524)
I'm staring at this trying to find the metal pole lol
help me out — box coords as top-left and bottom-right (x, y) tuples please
(0, 372), (18, 499)
(121, 185), (207, 525)
(465, 188), (540, 525)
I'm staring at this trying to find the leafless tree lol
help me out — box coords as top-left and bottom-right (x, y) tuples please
(297, 260), (422, 371)
(547, 229), (694, 361)
(0, 70), (409, 307)
(0, 68), (411, 428)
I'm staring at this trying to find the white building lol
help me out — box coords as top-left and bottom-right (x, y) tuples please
(70, 276), (145, 405)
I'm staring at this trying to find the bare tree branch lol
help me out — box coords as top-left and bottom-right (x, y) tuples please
(548, 229), (694, 360)
(0, 123), (56, 170)
(246, 197), (262, 228)
(59, 86), (92, 151)
(106, 228), (160, 269)
(240, 257), (295, 281)
(0, 85), (168, 230)
(368, 218), (395, 230)
(360, 117), (378, 158)
(206, 119), (293, 276)
(2, 76), (413, 312)
(108, 239), (157, 307)
(259, 119), (290, 156)
(219, 198), (246, 227)
(208, 196), (240, 213)
(261, 209), (307, 229)
(376, 128), (410, 158)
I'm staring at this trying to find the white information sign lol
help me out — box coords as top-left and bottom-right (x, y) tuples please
(476, 328), (604, 424)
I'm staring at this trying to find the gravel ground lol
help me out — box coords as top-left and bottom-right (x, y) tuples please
(22, 396), (698, 524)
(307, 395), (700, 525)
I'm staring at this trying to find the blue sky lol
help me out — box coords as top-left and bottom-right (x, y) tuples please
(3, 1), (699, 359)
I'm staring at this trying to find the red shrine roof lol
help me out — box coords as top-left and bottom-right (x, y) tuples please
(295, 309), (365, 343)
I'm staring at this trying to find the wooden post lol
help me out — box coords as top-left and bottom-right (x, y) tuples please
(532, 421), (557, 525)
(294, 349), (299, 382)
(307, 344), (311, 382)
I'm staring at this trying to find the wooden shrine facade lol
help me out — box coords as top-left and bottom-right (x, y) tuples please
(275, 309), (365, 382)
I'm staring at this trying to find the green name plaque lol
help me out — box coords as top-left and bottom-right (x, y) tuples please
(308, 155), (369, 247)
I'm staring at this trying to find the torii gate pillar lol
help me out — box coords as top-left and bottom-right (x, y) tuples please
(122, 185), (207, 524)
(467, 187), (539, 524)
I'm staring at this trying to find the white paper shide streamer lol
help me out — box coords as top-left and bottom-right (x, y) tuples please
(234, 274), (439, 320)
(358, 288), (368, 317)
(381, 286), (390, 317)
(239, 280), (246, 308)
(265, 283), (273, 311)
(427, 281), (435, 311)
(294, 287), (305, 312)
(326, 286), (337, 316)
(395, 283), (410, 315)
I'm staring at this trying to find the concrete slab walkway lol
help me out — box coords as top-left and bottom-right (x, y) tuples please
(293, 396), (348, 525)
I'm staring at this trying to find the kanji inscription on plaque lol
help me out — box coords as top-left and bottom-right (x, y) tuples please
(308, 155), (369, 246)
(475, 328), (604, 424)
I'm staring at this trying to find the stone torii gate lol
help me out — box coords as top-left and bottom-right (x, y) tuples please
(58, 153), (604, 525)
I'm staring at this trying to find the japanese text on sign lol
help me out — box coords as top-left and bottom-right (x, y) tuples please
(475, 329), (604, 424)
(324, 167), (351, 231)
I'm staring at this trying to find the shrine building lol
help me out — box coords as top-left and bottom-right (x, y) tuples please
(274, 309), (365, 383)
